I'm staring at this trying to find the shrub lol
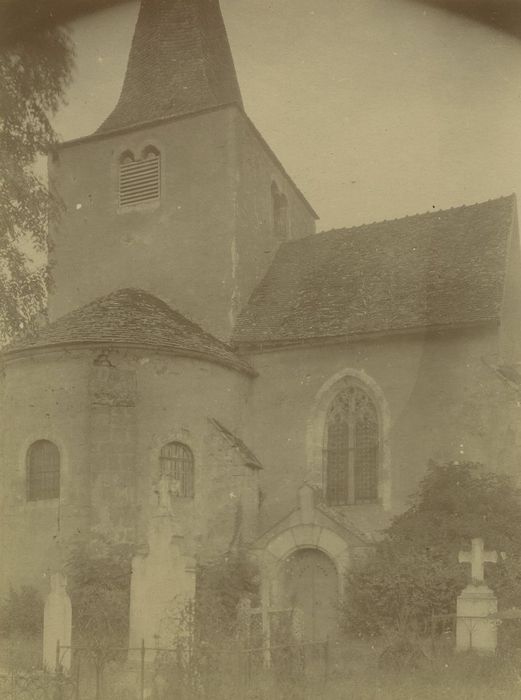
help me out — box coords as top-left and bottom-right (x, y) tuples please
(0, 585), (43, 638)
(64, 532), (134, 652)
(344, 461), (521, 638)
(195, 547), (260, 643)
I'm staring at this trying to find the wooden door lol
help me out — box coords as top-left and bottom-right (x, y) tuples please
(281, 548), (339, 642)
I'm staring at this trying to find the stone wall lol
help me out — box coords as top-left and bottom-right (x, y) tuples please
(3, 322), (520, 597)
(0, 346), (257, 597)
(48, 105), (316, 342)
(499, 206), (521, 362)
(232, 111), (317, 323)
(88, 365), (139, 540)
(48, 107), (239, 340)
(242, 325), (521, 536)
(0, 351), (90, 596)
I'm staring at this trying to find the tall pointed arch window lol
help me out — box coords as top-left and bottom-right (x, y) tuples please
(324, 385), (379, 505)
(27, 440), (60, 501)
(159, 442), (194, 498)
(119, 146), (160, 208)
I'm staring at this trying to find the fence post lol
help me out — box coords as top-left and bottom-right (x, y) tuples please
(95, 649), (103, 700)
(246, 647), (251, 685)
(324, 638), (329, 682)
(140, 639), (146, 700)
(75, 652), (81, 700)
(55, 640), (64, 700)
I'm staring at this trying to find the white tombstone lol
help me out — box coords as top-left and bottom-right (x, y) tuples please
(43, 573), (72, 673)
(456, 538), (498, 654)
(128, 476), (196, 653)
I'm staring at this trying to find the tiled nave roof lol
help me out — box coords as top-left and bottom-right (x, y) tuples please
(234, 195), (516, 346)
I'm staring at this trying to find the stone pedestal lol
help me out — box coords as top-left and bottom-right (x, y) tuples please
(456, 584), (497, 654)
(43, 573), (72, 673)
(128, 512), (196, 652)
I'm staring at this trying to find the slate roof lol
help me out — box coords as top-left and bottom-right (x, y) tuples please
(233, 196), (516, 346)
(4, 289), (253, 374)
(97, 0), (243, 134)
(209, 418), (263, 469)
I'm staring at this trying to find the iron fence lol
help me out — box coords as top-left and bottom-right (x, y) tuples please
(41, 636), (331, 700)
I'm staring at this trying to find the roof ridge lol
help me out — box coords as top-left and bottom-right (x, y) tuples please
(310, 193), (517, 241)
(234, 194), (515, 345)
(4, 288), (254, 375)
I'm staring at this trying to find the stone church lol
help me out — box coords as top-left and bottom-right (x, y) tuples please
(1, 0), (521, 644)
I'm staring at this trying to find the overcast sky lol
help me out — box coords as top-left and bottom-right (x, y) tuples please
(52, 0), (521, 232)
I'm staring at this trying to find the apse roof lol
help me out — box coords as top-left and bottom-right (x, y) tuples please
(96, 0), (243, 135)
(4, 288), (253, 374)
(233, 195), (517, 347)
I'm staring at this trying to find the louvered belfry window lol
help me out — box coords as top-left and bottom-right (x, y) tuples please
(159, 442), (194, 498)
(325, 385), (379, 505)
(119, 146), (160, 208)
(27, 440), (60, 501)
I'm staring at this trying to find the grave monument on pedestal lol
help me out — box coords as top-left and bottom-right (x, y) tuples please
(43, 573), (72, 673)
(128, 476), (196, 651)
(456, 538), (498, 654)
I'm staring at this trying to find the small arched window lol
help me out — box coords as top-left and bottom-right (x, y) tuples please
(271, 182), (289, 239)
(27, 440), (60, 501)
(119, 146), (160, 208)
(159, 442), (194, 498)
(324, 385), (379, 505)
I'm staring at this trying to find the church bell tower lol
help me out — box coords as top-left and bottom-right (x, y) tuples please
(48, 0), (317, 339)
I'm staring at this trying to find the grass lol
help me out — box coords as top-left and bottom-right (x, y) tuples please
(196, 640), (521, 700)
(3, 635), (521, 699)
(233, 652), (521, 700)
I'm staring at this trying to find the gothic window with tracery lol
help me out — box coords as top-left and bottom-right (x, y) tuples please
(159, 442), (194, 498)
(324, 385), (379, 505)
(27, 440), (60, 501)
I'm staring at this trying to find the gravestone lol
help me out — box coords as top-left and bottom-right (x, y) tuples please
(456, 538), (498, 654)
(128, 476), (195, 652)
(43, 573), (72, 673)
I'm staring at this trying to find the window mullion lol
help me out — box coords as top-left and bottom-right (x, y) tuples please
(347, 418), (355, 505)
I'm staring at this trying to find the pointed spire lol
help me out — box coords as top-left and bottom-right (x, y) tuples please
(97, 0), (243, 134)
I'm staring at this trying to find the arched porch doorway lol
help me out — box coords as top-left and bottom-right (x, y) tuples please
(279, 548), (339, 642)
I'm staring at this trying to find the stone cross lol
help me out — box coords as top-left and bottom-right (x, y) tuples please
(458, 538), (498, 584)
(155, 474), (173, 513)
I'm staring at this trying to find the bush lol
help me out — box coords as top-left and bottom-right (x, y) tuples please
(344, 461), (521, 638)
(64, 532), (134, 652)
(195, 547), (260, 643)
(0, 585), (43, 638)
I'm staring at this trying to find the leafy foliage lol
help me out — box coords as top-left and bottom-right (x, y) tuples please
(196, 548), (260, 642)
(0, 585), (43, 637)
(0, 14), (73, 340)
(344, 461), (521, 637)
(65, 533), (134, 651)
(0, 1), (126, 46)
